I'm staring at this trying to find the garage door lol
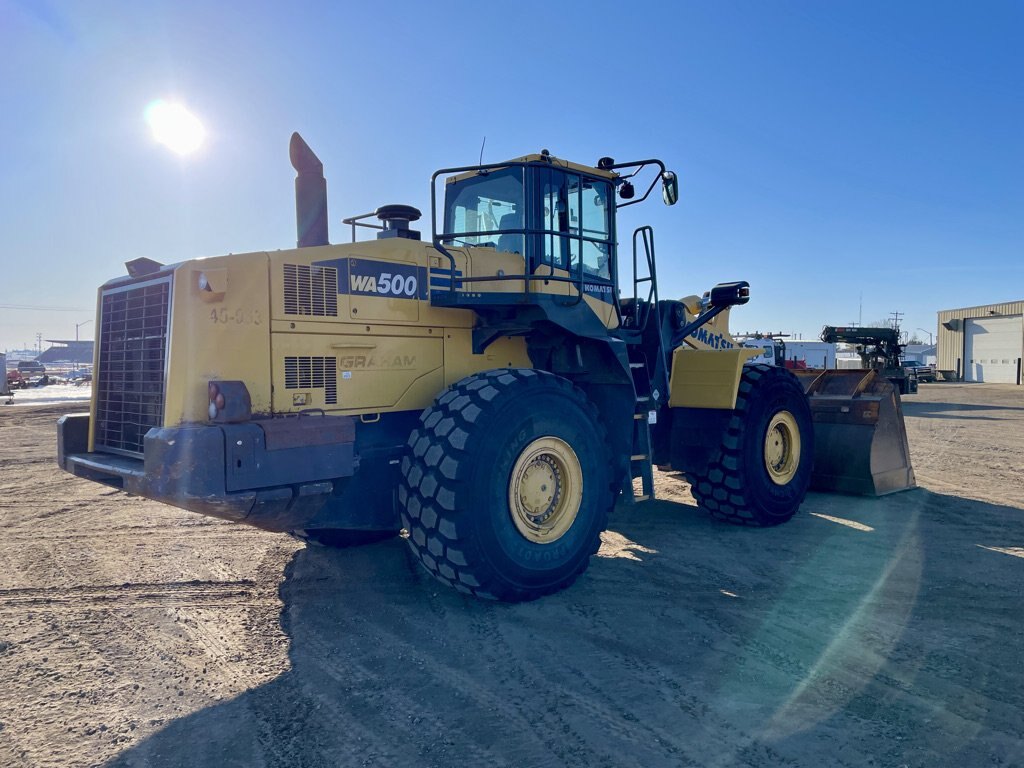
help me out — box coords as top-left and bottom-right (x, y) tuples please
(965, 316), (1023, 383)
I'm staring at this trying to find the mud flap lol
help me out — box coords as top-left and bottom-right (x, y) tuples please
(793, 369), (916, 496)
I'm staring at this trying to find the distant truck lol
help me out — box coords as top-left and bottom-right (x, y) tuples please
(741, 338), (836, 369)
(740, 338), (784, 366)
(820, 326), (918, 395)
(17, 360), (46, 375)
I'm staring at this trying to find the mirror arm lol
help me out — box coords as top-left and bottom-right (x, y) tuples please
(609, 159), (669, 208)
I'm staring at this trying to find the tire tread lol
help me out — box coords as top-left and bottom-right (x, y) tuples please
(400, 368), (613, 601)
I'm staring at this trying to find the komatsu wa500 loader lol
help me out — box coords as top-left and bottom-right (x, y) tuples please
(57, 134), (913, 601)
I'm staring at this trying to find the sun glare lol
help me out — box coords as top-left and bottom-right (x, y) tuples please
(144, 100), (206, 155)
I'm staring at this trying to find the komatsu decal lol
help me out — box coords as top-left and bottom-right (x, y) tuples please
(313, 257), (462, 299)
(690, 326), (735, 349)
(583, 281), (614, 304)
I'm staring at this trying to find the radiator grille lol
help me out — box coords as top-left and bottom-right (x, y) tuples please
(95, 277), (172, 456)
(283, 264), (338, 316)
(284, 356), (337, 405)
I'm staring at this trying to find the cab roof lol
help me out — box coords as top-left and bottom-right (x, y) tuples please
(446, 153), (618, 184)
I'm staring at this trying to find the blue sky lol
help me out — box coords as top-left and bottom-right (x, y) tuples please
(1, 0), (1021, 351)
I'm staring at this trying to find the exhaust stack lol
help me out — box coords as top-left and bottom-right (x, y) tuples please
(289, 132), (329, 248)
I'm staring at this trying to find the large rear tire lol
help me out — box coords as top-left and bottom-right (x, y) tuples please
(399, 369), (613, 602)
(688, 364), (813, 526)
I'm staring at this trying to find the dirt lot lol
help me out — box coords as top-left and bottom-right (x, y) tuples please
(1, 383), (1022, 767)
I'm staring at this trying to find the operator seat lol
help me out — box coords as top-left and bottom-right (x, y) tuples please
(496, 213), (524, 255)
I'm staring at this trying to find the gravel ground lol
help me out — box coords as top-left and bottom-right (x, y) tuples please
(0, 383), (1021, 767)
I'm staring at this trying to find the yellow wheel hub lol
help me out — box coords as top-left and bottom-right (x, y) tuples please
(764, 410), (801, 485)
(508, 437), (583, 544)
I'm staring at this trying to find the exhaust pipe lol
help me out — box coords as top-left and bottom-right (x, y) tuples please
(289, 132), (329, 248)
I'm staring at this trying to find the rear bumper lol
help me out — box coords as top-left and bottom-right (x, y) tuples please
(57, 413), (362, 531)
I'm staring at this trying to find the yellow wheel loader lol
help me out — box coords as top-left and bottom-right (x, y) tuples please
(57, 134), (913, 601)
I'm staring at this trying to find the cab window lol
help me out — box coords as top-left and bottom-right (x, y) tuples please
(537, 167), (570, 269)
(443, 167), (524, 253)
(572, 176), (611, 280)
(535, 168), (613, 280)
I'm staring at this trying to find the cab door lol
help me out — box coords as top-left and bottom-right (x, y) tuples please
(530, 167), (617, 327)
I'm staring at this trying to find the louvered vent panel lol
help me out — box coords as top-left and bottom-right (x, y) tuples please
(284, 356), (337, 405)
(283, 264), (338, 316)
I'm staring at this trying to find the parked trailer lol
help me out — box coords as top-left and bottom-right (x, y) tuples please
(781, 341), (836, 369)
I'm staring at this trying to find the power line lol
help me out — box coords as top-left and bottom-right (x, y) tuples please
(0, 303), (89, 309)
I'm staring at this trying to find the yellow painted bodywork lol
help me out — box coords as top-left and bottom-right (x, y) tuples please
(675, 295), (738, 352)
(135, 236), (617, 430)
(165, 251), (274, 427)
(668, 348), (760, 410)
(667, 294), (757, 410)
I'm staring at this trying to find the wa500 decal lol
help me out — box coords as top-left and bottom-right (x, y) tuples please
(346, 259), (427, 299)
(313, 257), (461, 300)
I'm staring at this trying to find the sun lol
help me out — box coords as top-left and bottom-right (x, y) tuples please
(144, 100), (206, 155)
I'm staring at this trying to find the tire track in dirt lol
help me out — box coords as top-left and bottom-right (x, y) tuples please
(0, 580), (257, 610)
(0, 494), (293, 768)
(0, 522), (235, 542)
(468, 604), (701, 766)
(259, 548), (546, 767)
(323, 600), (615, 767)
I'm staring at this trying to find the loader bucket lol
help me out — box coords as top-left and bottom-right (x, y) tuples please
(792, 369), (916, 496)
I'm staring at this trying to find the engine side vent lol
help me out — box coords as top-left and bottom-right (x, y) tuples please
(283, 264), (338, 317)
(284, 356), (337, 405)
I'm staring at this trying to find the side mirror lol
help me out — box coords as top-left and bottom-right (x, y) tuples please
(662, 171), (679, 206)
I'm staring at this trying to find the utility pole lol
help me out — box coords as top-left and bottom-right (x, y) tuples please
(75, 319), (93, 341)
(889, 311), (904, 331)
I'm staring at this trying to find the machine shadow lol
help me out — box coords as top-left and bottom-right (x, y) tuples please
(902, 400), (1024, 419)
(107, 489), (1024, 768)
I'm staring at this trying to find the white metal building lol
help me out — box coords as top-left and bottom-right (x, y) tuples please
(936, 300), (1024, 384)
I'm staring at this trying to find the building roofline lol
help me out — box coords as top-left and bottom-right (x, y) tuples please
(937, 300), (1024, 314)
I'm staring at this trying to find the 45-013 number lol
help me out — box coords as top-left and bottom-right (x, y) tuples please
(210, 308), (262, 325)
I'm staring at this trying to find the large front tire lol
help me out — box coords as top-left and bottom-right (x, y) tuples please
(688, 364), (813, 526)
(399, 369), (613, 602)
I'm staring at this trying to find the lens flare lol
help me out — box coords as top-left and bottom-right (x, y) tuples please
(144, 100), (206, 155)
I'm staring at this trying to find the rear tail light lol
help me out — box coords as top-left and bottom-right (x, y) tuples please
(207, 380), (252, 423)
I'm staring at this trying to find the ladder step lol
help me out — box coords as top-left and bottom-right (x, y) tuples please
(634, 413), (646, 420)
(634, 495), (651, 502)
(631, 454), (648, 461)
(629, 362), (645, 369)
(636, 396), (650, 403)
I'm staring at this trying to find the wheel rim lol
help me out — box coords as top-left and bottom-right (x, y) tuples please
(764, 410), (801, 485)
(508, 437), (583, 544)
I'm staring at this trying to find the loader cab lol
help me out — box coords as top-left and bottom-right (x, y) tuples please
(439, 158), (617, 290)
(430, 153), (677, 349)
